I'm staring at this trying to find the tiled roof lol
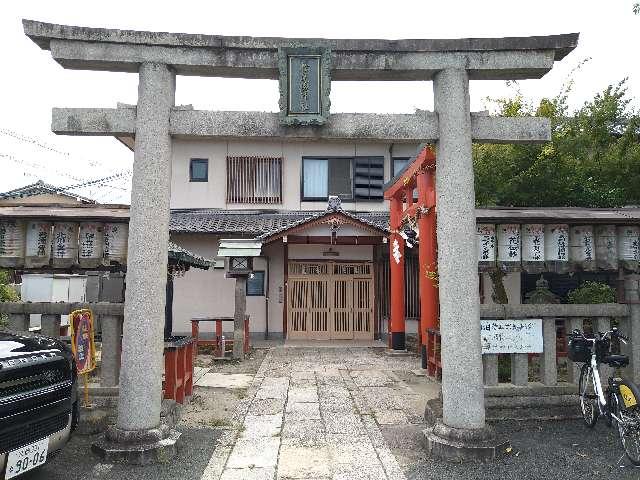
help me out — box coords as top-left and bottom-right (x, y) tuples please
(169, 207), (640, 238)
(0, 180), (96, 204)
(168, 241), (211, 269)
(170, 209), (391, 236)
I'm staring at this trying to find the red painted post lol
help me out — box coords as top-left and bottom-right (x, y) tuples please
(215, 319), (223, 357)
(185, 341), (194, 397)
(176, 345), (185, 404)
(417, 167), (439, 370)
(191, 319), (199, 358)
(389, 196), (406, 351)
(244, 316), (250, 353)
(164, 349), (176, 400)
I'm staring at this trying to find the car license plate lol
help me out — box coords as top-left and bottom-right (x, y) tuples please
(4, 437), (48, 479)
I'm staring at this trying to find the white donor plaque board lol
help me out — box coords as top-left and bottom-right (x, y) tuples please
(481, 319), (543, 354)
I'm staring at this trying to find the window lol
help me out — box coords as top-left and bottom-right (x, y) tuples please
(393, 157), (418, 200)
(227, 156), (282, 204)
(246, 271), (265, 296)
(190, 158), (208, 182)
(354, 156), (384, 200)
(302, 156), (384, 201)
(393, 157), (411, 177)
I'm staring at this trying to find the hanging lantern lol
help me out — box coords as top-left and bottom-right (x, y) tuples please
(25, 221), (52, 268)
(544, 224), (570, 273)
(0, 219), (26, 268)
(52, 222), (79, 268)
(595, 225), (618, 271)
(497, 224), (521, 271)
(476, 224), (496, 271)
(104, 223), (129, 265)
(522, 224), (545, 273)
(569, 225), (595, 271)
(78, 222), (104, 268)
(103, 223), (129, 265)
(618, 226), (640, 272)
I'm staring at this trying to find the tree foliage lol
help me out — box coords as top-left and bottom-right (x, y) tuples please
(0, 269), (18, 328)
(567, 281), (616, 304)
(474, 78), (640, 208)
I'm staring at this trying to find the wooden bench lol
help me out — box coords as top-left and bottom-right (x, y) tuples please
(191, 316), (250, 357)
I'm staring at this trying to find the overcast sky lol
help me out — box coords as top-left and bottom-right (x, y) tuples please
(1, 0), (638, 204)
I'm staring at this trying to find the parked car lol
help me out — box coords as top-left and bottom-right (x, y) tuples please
(0, 332), (78, 478)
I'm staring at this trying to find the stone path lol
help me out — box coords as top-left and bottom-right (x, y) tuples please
(201, 346), (429, 480)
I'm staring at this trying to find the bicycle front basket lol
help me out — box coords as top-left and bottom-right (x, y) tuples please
(568, 337), (592, 363)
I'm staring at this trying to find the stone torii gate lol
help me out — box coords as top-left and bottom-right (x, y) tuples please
(23, 19), (577, 460)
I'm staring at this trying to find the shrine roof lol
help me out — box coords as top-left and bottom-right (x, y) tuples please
(0, 180), (96, 204)
(169, 207), (640, 237)
(0, 206), (636, 236)
(168, 241), (211, 269)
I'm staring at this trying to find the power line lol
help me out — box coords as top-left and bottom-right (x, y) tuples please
(0, 127), (132, 172)
(59, 170), (132, 191)
(0, 128), (70, 157)
(2, 152), (131, 195)
(1, 153), (86, 182)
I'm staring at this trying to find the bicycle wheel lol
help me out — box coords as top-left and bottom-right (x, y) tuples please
(578, 364), (598, 427)
(614, 387), (640, 465)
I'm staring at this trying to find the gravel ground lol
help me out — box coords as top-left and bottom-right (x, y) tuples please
(21, 427), (221, 480)
(195, 347), (267, 375)
(406, 419), (640, 480)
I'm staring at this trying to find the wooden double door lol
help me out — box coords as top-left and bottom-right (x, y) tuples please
(287, 261), (374, 340)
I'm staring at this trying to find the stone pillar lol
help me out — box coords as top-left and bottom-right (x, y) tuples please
(425, 69), (508, 460)
(8, 313), (29, 333)
(482, 354), (498, 386)
(101, 315), (123, 388)
(624, 275), (640, 384)
(233, 277), (247, 360)
(540, 318), (557, 386)
(104, 62), (176, 456)
(433, 68), (485, 430)
(86, 272), (101, 333)
(510, 354), (528, 386)
(566, 317), (583, 384)
(41, 314), (61, 338)
(595, 316), (612, 387)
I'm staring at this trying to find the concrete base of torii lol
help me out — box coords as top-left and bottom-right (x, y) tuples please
(92, 425), (181, 465)
(423, 398), (510, 461)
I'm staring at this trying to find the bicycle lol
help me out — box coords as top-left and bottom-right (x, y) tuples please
(569, 327), (640, 465)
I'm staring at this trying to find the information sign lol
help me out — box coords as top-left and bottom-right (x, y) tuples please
(481, 319), (543, 354)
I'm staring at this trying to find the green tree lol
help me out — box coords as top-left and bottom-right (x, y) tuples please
(0, 269), (19, 328)
(474, 79), (640, 208)
(567, 281), (616, 304)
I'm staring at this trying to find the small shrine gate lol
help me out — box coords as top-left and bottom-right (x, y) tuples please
(384, 147), (439, 371)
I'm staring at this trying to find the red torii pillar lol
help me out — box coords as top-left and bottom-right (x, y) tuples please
(384, 147), (439, 367)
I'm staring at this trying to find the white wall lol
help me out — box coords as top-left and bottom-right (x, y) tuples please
(170, 139), (420, 212)
(170, 233), (278, 336)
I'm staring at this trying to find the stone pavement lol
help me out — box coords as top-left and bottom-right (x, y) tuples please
(201, 346), (433, 480)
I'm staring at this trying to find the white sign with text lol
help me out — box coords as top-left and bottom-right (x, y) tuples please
(481, 319), (543, 354)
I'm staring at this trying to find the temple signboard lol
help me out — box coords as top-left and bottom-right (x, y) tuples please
(278, 47), (331, 126)
(481, 319), (543, 354)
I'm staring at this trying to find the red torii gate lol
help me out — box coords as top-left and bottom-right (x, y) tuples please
(384, 146), (439, 373)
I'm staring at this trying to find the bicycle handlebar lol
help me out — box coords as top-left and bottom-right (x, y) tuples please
(571, 327), (628, 343)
